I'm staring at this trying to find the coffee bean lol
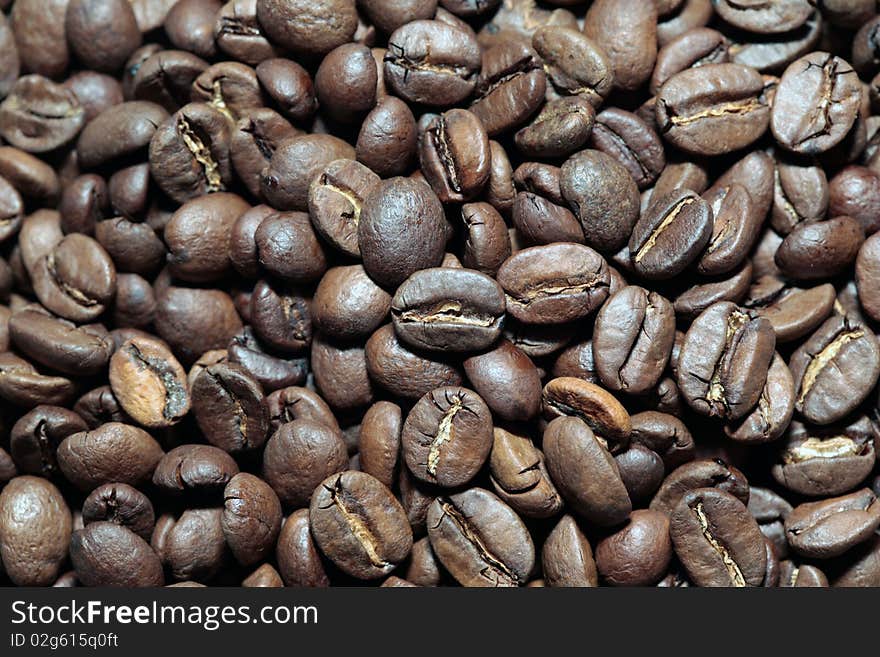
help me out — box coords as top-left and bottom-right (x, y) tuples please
(256, 0), (357, 56)
(82, 482), (155, 541)
(743, 275), (836, 343)
(10, 308), (113, 376)
(402, 386), (492, 487)
(109, 336), (190, 429)
(308, 159), (379, 258)
(309, 471), (413, 579)
(70, 521), (163, 587)
(276, 508), (329, 587)
(772, 416), (877, 497)
(775, 215), (864, 280)
(489, 426), (562, 519)
(724, 353), (795, 443)
(785, 488), (880, 559)
(222, 473), (282, 566)
(670, 488), (767, 587)
(594, 286), (675, 394)
(542, 515), (598, 588)
(678, 302), (776, 420)
(514, 96), (596, 159)
(583, 0), (657, 92)
(0, 476), (71, 586)
(152, 444), (239, 497)
(650, 459), (750, 515)
(10, 405), (88, 477)
(772, 52), (861, 154)
(0, 75), (85, 153)
(427, 487), (534, 587)
(420, 109), (491, 203)
(152, 507), (229, 582)
(192, 362), (267, 452)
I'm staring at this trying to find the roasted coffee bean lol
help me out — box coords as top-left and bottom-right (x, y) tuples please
(308, 159), (379, 258)
(192, 363), (267, 452)
(264, 386), (339, 435)
(583, 0), (657, 92)
(673, 261), (754, 321)
(9, 309), (113, 376)
(77, 101), (169, 169)
(596, 510), (672, 586)
(152, 444), (239, 497)
(391, 268), (505, 353)
(359, 402), (402, 489)
(715, 0), (813, 35)
(242, 563), (283, 588)
(652, 28), (729, 94)
(356, 97), (417, 178)
(276, 508), (329, 587)
(254, 210), (328, 284)
(497, 243), (610, 325)
(514, 96), (596, 159)
(593, 286), (675, 395)
(70, 521), (163, 587)
(629, 189), (713, 280)
(533, 26), (613, 106)
(0, 75), (85, 153)
(311, 333), (375, 410)
(489, 427), (562, 519)
(152, 507), (229, 582)
(358, 177), (448, 289)
(789, 315), (880, 425)
(542, 515), (598, 588)
(748, 486), (793, 559)
(262, 419), (347, 508)
(81, 482), (154, 541)
(785, 488), (880, 559)
(657, 64), (770, 156)
(66, 0), (142, 74)
(57, 422), (164, 492)
(724, 353), (795, 444)
(589, 109), (665, 191)
(402, 386), (492, 487)
(630, 411), (695, 470)
(542, 378), (631, 452)
(543, 416), (631, 526)
(384, 20), (481, 107)
(254, 58), (316, 124)
(365, 324), (462, 400)
(10, 405), (88, 477)
(222, 473), (282, 566)
(772, 52), (861, 155)
(108, 336), (190, 429)
(463, 340), (541, 422)
(772, 416), (877, 497)
(830, 165), (880, 235)
(560, 150), (640, 253)
(678, 302), (776, 420)
(772, 158), (829, 235)
(743, 275), (836, 343)
(670, 488), (767, 587)
(313, 266), (391, 342)
(775, 215), (864, 281)
(214, 0), (279, 65)
(697, 184), (759, 276)
(0, 352), (76, 408)
(420, 109), (491, 203)
(309, 471), (412, 579)
(0, 476), (71, 586)
(256, 0), (357, 56)
(427, 487), (534, 587)
(780, 561), (829, 587)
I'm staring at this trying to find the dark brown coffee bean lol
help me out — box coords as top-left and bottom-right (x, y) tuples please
(629, 188), (713, 280)
(256, 0), (357, 55)
(697, 183), (759, 276)
(657, 63), (770, 156)
(772, 52), (861, 155)
(427, 487), (534, 587)
(359, 401), (402, 489)
(779, 561), (829, 587)
(560, 150), (640, 253)
(384, 20), (481, 107)
(542, 515), (598, 588)
(463, 340), (541, 423)
(65, 0), (142, 74)
(724, 353), (795, 444)
(214, 0), (279, 65)
(9, 309), (113, 376)
(630, 411), (695, 470)
(108, 336), (190, 429)
(308, 159), (379, 258)
(775, 215), (864, 281)
(743, 275), (836, 343)
(358, 178), (448, 289)
(222, 473), (282, 566)
(773, 416), (877, 498)
(70, 521), (163, 587)
(391, 268), (505, 353)
(789, 315), (880, 425)
(650, 459), (749, 516)
(10, 405), (87, 477)
(533, 26), (614, 106)
(356, 96), (417, 178)
(652, 28), (729, 94)
(0, 476), (71, 586)
(670, 488), (767, 587)
(82, 482), (154, 541)
(785, 488), (880, 559)
(313, 265), (391, 342)
(152, 507), (229, 582)
(152, 444), (239, 497)
(311, 333), (375, 411)
(262, 419), (347, 508)
(542, 378), (631, 452)
(276, 508), (329, 587)
(596, 509), (673, 586)
(714, 0), (812, 34)
(402, 386), (492, 487)
(514, 96), (596, 159)
(57, 422), (164, 492)
(315, 43), (377, 124)
(77, 101), (169, 169)
(254, 210), (328, 284)
(309, 470), (413, 579)
(594, 286), (675, 395)
(242, 563), (283, 587)
(0, 352), (76, 408)
(589, 108), (665, 191)
(543, 416), (631, 526)
(497, 243), (610, 325)
(488, 427), (562, 519)
(0, 75), (85, 153)
(264, 386), (339, 435)
(583, 0), (657, 92)
(254, 58), (316, 124)
(420, 109), (491, 203)
(677, 302), (776, 420)
(192, 362), (267, 452)
(772, 158), (829, 235)
(469, 40), (545, 136)
(365, 324), (463, 400)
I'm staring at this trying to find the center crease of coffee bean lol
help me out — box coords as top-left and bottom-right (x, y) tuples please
(429, 118), (461, 193)
(317, 174), (363, 224)
(706, 310), (750, 410)
(326, 478), (389, 569)
(783, 436), (862, 463)
(46, 252), (98, 307)
(397, 301), (496, 327)
(691, 500), (747, 587)
(635, 197), (696, 263)
(427, 393), (464, 476)
(177, 116), (224, 192)
(663, 98), (765, 130)
(125, 343), (188, 421)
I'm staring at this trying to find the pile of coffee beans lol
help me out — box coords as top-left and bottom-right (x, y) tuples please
(2, 0), (880, 589)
